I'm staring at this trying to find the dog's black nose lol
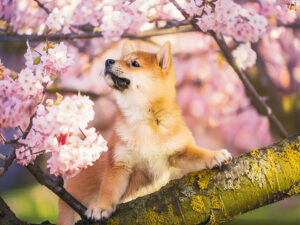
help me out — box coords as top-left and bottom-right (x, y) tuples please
(105, 59), (115, 67)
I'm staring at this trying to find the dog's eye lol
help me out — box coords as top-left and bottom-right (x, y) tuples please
(131, 61), (140, 67)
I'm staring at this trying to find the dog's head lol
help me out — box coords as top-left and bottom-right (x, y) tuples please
(104, 40), (176, 107)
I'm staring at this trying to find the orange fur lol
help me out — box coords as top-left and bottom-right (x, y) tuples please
(58, 41), (231, 225)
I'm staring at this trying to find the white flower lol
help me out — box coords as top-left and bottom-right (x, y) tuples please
(232, 43), (257, 70)
(24, 41), (34, 68)
(41, 42), (74, 75)
(46, 8), (64, 31)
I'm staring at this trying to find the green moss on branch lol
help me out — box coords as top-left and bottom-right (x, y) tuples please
(76, 133), (300, 225)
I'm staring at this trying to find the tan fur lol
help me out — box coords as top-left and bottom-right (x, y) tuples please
(58, 41), (231, 225)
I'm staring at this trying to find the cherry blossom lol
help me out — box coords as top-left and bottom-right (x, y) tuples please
(232, 43), (257, 70)
(1, 39), (107, 178)
(41, 42), (74, 75)
(16, 95), (108, 178)
(0, 67), (35, 129)
(190, 0), (269, 42)
(46, 7), (64, 31)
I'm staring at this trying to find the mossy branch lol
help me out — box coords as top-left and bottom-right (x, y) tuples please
(75, 133), (300, 225)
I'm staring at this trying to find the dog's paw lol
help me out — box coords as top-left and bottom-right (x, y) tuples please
(207, 149), (232, 169)
(85, 204), (114, 221)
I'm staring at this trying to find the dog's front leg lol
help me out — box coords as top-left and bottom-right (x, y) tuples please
(85, 164), (131, 221)
(170, 145), (232, 176)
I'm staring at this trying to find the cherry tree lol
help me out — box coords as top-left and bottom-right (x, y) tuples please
(0, 0), (299, 224)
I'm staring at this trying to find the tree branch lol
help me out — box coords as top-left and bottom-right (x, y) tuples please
(169, 0), (288, 139)
(0, 111), (38, 176)
(26, 163), (88, 220)
(0, 196), (55, 225)
(0, 24), (193, 42)
(0, 196), (25, 225)
(46, 87), (106, 100)
(278, 20), (300, 29)
(74, 132), (300, 225)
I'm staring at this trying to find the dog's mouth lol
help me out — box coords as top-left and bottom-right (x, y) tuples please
(104, 70), (130, 91)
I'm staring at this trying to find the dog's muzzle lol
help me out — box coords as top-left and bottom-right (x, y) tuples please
(104, 71), (130, 92)
(104, 59), (130, 91)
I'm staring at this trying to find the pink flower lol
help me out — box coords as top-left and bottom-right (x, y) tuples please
(41, 42), (74, 75)
(47, 128), (108, 178)
(188, 0), (268, 42)
(0, 70), (35, 129)
(15, 94), (108, 178)
(18, 68), (43, 96)
(100, 7), (131, 41)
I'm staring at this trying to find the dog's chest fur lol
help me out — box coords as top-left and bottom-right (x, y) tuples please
(113, 108), (187, 199)
(115, 118), (184, 173)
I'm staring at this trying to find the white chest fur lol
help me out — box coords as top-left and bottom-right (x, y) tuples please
(114, 117), (185, 178)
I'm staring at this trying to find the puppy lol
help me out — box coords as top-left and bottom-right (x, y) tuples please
(58, 41), (231, 225)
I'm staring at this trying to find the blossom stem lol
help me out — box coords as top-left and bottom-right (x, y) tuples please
(33, 0), (50, 14)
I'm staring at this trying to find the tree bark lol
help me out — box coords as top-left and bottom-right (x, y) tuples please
(75, 133), (300, 225)
(0, 196), (55, 225)
(0, 197), (26, 225)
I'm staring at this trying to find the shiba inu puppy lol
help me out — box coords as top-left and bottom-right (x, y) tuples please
(58, 41), (231, 225)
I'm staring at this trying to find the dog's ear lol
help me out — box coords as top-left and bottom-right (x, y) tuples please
(156, 41), (172, 70)
(122, 40), (136, 57)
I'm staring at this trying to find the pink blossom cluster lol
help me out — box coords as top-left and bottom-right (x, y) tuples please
(2, 0), (299, 43)
(16, 95), (108, 178)
(41, 42), (74, 75)
(0, 62), (35, 129)
(232, 43), (257, 70)
(100, 3), (147, 41)
(185, 0), (268, 42)
(0, 43), (50, 128)
(41, 0), (157, 41)
(2, 0), (180, 41)
(43, 0), (161, 41)
(0, 0), (48, 34)
(259, 0), (299, 24)
(1, 40), (108, 178)
(0, 41), (74, 128)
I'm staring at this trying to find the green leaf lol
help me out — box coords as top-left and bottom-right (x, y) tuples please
(10, 70), (18, 79)
(33, 56), (41, 65)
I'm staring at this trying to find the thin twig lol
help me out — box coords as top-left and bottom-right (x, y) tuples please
(0, 24), (193, 42)
(34, 0), (50, 14)
(169, 0), (288, 139)
(278, 20), (300, 29)
(0, 109), (38, 176)
(26, 163), (88, 220)
(22, 111), (37, 139)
